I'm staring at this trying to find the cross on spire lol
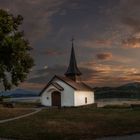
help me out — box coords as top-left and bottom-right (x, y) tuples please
(71, 37), (74, 43)
(71, 37), (74, 47)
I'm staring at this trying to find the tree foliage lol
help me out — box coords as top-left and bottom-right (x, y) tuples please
(0, 9), (34, 91)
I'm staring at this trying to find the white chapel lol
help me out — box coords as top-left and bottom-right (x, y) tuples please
(40, 40), (94, 107)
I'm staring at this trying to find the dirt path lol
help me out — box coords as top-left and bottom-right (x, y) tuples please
(0, 108), (42, 124)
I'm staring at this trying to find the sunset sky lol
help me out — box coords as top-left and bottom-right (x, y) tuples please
(1, 0), (140, 90)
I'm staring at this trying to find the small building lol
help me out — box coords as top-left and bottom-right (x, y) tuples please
(40, 40), (94, 107)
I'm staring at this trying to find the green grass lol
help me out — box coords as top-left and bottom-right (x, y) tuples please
(0, 106), (140, 140)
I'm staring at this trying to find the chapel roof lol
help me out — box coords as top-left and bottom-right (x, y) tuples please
(56, 75), (92, 91)
(39, 75), (93, 96)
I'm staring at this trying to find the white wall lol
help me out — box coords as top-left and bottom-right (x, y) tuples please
(41, 77), (94, 107)
(41, 85), (59, 106)
(41, 78), (75, 107)
(74, 91), (94, 106)
(55, 79), (75, 106)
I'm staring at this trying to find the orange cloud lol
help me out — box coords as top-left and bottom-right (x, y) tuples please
(95, 39), (113, 46)
(96, 52), (113, 60)
(80, 61), (140, 86)
(26, 61), (140, 87)
(19, 82), (45, 90)
(122, 37), (140, 48)
(79, 38), (113, 49)
(45, 50), (64, 55)
(84, 75), (140, 87)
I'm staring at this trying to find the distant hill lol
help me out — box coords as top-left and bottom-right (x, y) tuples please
(118, 82), (140, 90)
(94, 82), (140, 99)
(0, 88), (39, 98)
(1, 82), (140, 99)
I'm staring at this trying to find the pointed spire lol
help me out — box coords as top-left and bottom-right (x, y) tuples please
(65, 38), (82, 81)
(71, 37), (74, 48)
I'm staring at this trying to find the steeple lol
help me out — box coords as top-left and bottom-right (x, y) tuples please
(65, 38), (82, 82)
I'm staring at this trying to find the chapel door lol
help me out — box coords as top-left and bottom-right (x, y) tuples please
(51, 91), (61, 106)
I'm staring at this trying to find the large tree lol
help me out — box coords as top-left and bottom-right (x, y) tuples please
(0, 9), (34, 91)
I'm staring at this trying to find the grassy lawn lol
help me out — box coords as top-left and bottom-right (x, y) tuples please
(0, 106), (140, 140)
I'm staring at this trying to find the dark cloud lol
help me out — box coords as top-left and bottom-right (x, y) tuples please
(40, 49), (66, 56)
(121, 17), (140, 32)
(121, 17), (140, 48)
(27, 64), (101, 85)
(19, 82), (45, 91)
(28, 65), (66, 83)
(119, 0), (140, 48)
(96, 52), (112, 60)
(28, 76), (49, 84)
(0, 0), (68, 43)
(120, 0), (140, 13)
(1, 0), (140, 87)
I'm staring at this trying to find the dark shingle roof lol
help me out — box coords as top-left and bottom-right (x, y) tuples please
(39, 75), (93, 96)
(56, 75), (92, 91)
